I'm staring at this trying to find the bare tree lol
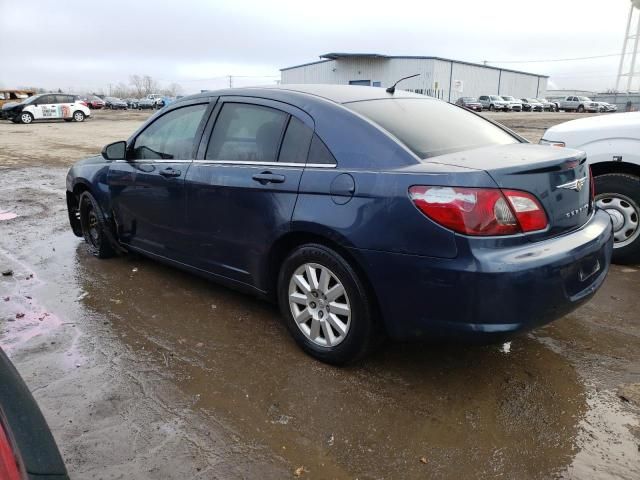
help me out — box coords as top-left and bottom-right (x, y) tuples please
(142, 75), (158, 96)
(129, 75), (145, 97)
(162, 82), (183, 97)
(112, 82), (131, 99)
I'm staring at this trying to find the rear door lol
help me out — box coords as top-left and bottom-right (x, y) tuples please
(107, 101), (211, 260)
(185, 97), (313, 286)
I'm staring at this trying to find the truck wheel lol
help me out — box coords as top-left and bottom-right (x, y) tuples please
(489, 104), (495, 111)
(595, 174), (640, 264)
(577, 105), (585, 113)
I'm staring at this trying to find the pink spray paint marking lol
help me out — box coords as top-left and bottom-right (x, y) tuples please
(0, 210), (18, 221)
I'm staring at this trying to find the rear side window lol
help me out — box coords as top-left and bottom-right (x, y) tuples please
(131, 104), (207, 160)
(206, 103), (288, 162)
(307, 135), (336, 165)
(278, 117), (312, 163)
(345, 98), (518, 159)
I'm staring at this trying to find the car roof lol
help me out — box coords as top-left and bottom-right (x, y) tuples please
(176, 84), (429, 106)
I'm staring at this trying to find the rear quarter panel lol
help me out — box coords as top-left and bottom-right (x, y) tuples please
(293, 163), (498, 259)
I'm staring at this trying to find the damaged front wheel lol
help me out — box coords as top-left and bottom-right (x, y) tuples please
(78, 191), (116, 258)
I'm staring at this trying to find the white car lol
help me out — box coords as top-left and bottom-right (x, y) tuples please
(2, 93), (91, 124)
(540, 112), (640, 263)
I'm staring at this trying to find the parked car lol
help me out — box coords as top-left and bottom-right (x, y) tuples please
(478, 95), (510, 111)
(557, 96), (600, 113)
(595, 102), (617, 113)
(536, 98), (556, 112)
(0, 347), (69, 479)
(137, 98), (155, 110)
(81, 95), (105, 109)
(500, 96), (522, 112)
(2, 93), (90, 124)
(454, 97), (483, 112)
(66, 85), (612, 364)
(541, 112), (640, 263)
(104, 97), (128, 110)
(125, 98), (139, 109)
(521, 98), (544, 112)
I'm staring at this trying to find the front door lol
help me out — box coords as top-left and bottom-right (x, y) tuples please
(185, 98), (314, 287)
(108, 102), (210, 260)
(30, 94), (56, 120)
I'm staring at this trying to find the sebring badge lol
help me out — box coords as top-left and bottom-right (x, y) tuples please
(556, 176), (588, 192)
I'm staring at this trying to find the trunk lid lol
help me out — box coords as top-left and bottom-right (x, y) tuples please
(427, 144), (592, 240)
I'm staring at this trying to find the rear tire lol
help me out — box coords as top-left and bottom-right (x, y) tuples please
(278, 244), (378, 365)
(595, 174), (640, 264)
(78, 191), (116, 258)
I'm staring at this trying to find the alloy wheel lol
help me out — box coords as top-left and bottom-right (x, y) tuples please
(288, 262), (351, 347)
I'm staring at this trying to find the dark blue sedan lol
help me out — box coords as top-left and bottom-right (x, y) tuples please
(66, 85), (613, 364)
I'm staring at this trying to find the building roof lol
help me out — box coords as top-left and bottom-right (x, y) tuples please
(280, 52), (549, 78)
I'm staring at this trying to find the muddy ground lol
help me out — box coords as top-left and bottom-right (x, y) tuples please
(0, 109), (639, 479)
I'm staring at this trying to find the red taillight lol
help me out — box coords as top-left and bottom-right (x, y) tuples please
(409, 186), (548, 236)
(0, 424), (21, 480)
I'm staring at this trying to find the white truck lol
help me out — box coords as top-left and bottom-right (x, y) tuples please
(146, 94), (164, 108)
(540, 112), (640, 263)
(557, 96), (600, 113)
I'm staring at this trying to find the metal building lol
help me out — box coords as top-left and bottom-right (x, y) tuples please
(280, 53), (548, 102)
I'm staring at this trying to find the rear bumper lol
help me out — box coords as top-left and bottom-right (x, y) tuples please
(351, 210), (613, 341)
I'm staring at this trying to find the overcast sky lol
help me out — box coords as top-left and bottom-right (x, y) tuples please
(0, 0), (634, 94)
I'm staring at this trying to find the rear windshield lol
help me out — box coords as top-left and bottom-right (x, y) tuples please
(345, 98), (519, 159)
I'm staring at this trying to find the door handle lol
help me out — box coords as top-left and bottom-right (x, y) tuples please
(159, 167), (181, 178)
(252, 171), (285, 184)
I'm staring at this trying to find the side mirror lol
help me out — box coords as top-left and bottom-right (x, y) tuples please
(102, 141), (127, 160)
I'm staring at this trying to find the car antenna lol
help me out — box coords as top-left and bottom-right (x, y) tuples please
(386, 74), (420, 94)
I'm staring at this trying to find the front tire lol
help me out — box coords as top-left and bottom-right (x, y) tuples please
(73, 111), (85, 122)
(78, 191), (116, 258)
(577, 105), (585, 113)
(278, 244), (378, 364)
(595, 174), (640, 264)
(19, 112), (33, 124)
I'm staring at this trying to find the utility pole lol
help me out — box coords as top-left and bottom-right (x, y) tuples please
(228, 75), (233, 88)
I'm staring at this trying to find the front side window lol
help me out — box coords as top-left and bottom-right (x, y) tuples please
(206, 103), (288, 162)
(36, 95), (53, 105)
(345, 98), (518, 159)
(131, 104), (207, 160)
